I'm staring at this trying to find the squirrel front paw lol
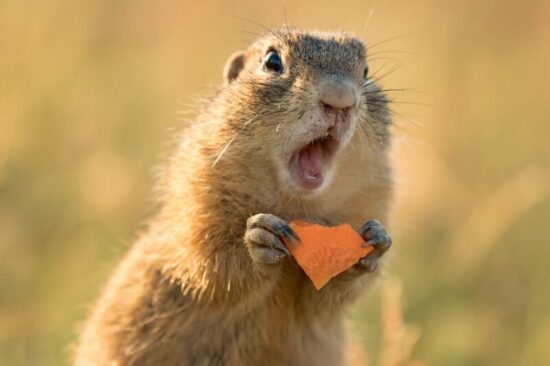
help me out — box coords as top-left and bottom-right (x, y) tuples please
(353, 219), (392, 273)
(244, 213), (300, 264)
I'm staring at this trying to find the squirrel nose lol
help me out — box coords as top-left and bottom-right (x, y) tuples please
(320, 81), (358, 116)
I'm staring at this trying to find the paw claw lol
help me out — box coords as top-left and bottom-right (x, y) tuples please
(354, 257), (378, 273)
(282, 224), (300, 244)
(355, 219), (392, 273)
(360, 219), (380, 233)
(366, 234), (391, 249)
(245, 214), (293, 264)
(363, 258), (379, 272)
(360, 220), (392, 250)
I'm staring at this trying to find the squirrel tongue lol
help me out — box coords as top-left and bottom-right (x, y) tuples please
(298, 142), (323, 181)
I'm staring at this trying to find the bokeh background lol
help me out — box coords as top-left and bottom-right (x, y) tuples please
(1, 0), (549, 365)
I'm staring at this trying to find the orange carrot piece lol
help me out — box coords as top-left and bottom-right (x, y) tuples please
(284, 220), (373, 290)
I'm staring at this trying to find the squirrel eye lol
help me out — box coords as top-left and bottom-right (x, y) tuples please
(363, 65), (369, 80)
(264, 50), (283, 74)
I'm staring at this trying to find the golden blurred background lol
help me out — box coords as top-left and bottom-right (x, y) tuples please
(1, 0), (549, 365)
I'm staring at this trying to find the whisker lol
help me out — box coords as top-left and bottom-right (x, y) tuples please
(367, 49), (416, 57)
(366, 33), (415, 51)
(370, 99), (434, 108)
(357, 112), (375, 150)
(388, 109), (425, 130)
(212, 134), (237, 167)
(365, 62), (403, 85)
(367, 56), (404, 63)
(361, 0), (378, 36)
(365, 59), (392, 81)
(211, 115), (259, 167)
(282, 1), (290, 29)
(363, 87), (422, 95)
(236, 30), (263, 38)
(232, 16), (276, 37)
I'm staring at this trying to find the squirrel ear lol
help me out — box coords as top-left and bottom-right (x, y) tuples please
(223, 51), (246, 85)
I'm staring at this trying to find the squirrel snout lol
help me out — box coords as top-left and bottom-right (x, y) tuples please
(319, 81), (358, 118)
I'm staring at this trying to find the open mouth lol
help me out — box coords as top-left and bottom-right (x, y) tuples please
(291, 135), (339, 190)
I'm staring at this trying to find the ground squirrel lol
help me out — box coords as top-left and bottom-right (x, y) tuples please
(74, 26), (394, 366)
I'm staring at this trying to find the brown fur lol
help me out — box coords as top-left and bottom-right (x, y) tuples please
(74, 27), (393, 366)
